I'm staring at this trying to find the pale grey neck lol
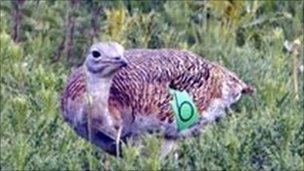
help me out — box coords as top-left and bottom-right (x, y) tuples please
(86, 72), (113, 101)
(85, 68), (116, 135)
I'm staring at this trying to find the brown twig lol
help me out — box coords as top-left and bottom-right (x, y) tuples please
(52, 38), (65, 62)
(52, 0), (79, 62)
(90, 4), (102, 44)
(12, 0), (25, 43)
(64, 0), (79, 60)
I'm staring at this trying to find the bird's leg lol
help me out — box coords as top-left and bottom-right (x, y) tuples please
(103, 154), (110, 171)
(86, 89), (94, 143)
(116, 125), (123, 157)
(160, 139), (177, 159)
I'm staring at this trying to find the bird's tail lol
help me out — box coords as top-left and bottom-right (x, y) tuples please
(242, 84), (254, 95)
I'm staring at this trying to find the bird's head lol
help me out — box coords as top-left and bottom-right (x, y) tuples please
(85, 42), (128, 78)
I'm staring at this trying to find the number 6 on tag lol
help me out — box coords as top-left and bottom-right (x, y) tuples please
(169, 89), (199, 131)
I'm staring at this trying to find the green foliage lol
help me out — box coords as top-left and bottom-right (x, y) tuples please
(0, 0), (303, 170)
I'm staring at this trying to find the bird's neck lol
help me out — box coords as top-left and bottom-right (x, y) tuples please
(85, 69), (118, 140)
(86, 72), (113, 103)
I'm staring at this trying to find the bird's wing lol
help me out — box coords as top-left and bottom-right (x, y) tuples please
(61, 66), (87, 125)
(109, 49), (221, 125)
(110, 48), (251, 134)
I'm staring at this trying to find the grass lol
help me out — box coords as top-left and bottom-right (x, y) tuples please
(0, 1), (303, 170)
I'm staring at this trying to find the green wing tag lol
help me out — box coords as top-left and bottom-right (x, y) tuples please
(169, 89), (199, 131)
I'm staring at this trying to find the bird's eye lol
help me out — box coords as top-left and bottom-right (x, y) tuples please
(92, 51), (101, 58)
(113, 56), (121, 60)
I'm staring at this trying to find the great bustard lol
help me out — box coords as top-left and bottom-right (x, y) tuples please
(61, 42), (253, 156)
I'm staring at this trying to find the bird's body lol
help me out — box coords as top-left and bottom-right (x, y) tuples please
(61, 45), (252, 156)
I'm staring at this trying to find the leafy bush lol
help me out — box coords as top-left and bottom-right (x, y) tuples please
(0, 1), (303, 170)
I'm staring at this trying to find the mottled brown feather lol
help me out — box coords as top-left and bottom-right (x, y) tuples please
(109, 49), (225, 124)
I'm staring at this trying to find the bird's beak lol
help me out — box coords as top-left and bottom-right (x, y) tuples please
(120, 60), (128, 68)
(117, 56), (128, 68)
